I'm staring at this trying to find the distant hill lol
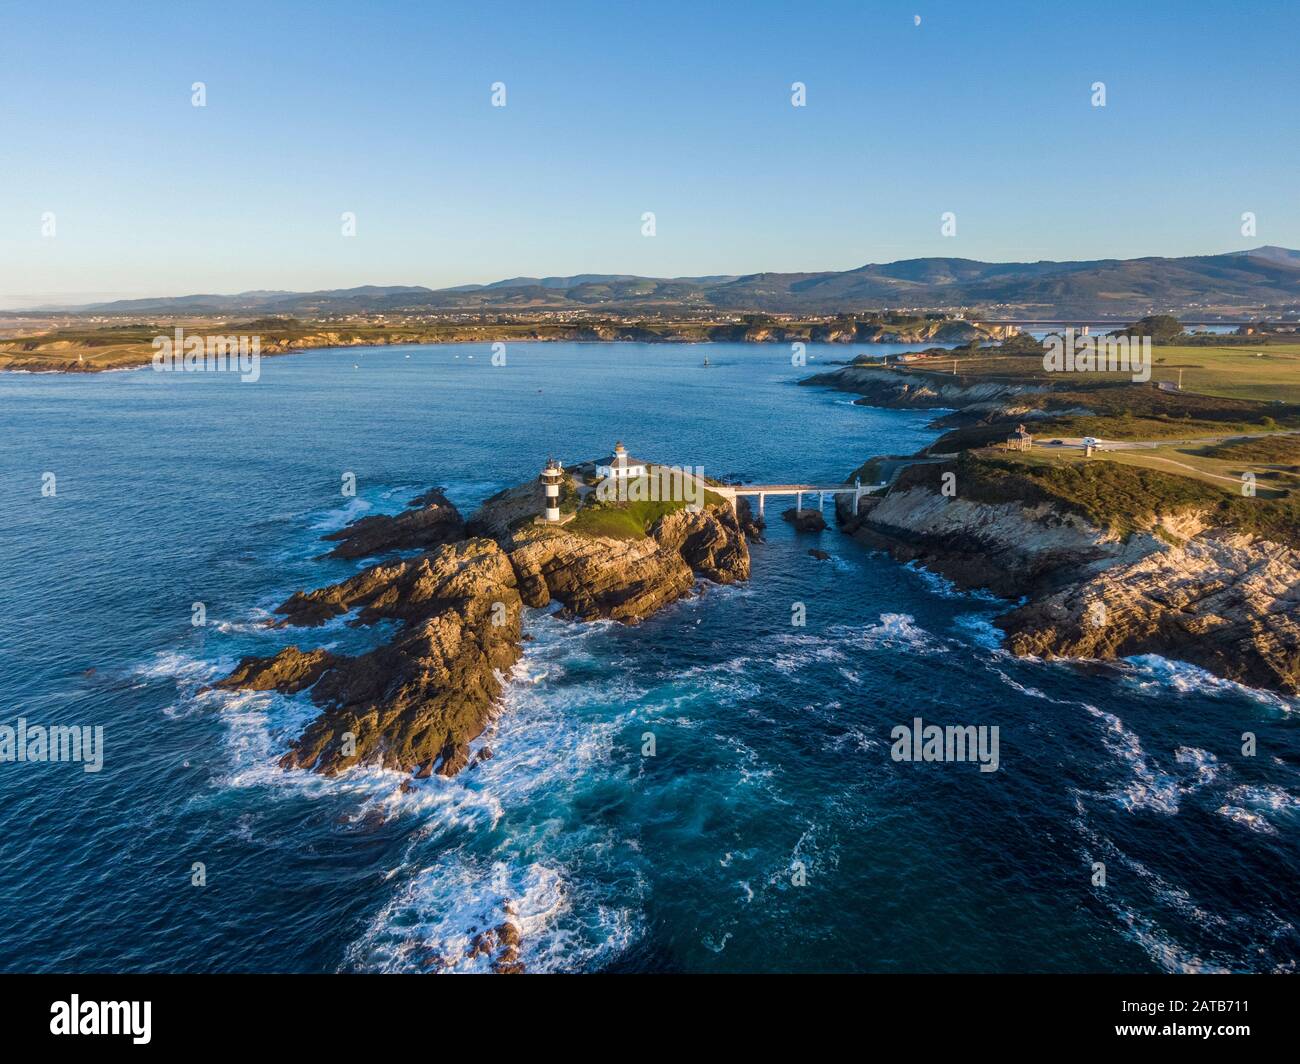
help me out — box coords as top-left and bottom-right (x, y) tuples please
(55, 248), (1300, 318)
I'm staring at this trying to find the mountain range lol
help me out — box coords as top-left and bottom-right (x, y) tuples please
(36, 247), (1300, 319)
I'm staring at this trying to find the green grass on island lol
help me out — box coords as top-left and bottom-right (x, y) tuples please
(567, 472), (728, 541)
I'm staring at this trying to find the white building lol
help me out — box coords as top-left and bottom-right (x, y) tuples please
(595, 441), (647, 480)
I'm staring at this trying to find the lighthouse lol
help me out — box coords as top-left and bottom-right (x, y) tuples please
(540, 457), (563, 522)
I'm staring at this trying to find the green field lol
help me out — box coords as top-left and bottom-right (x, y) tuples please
(1146, 344), (1300, 402)
(888, 342), (1300, 405)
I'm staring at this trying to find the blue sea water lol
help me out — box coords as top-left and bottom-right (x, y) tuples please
(0, 341), (1297, 973)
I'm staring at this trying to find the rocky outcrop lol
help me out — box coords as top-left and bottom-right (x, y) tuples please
(841, 484), (1157, 596)
(652, 506), (751, 584)
(214, 646), (338, 693)
(800, 364), (1046, 412)
(998, 529), (1300, 694)
(484, 501), (750, 624)
(221, 537), (524, 776)
(218, 472), (756, 779)
(319, 488), (464, 559)
(506, 528), (695, 622)
(735, 496), (765, 540)
(782, 507), (827, 533)
(838, 481), (1300, 694)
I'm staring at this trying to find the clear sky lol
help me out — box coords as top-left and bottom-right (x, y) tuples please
(1, 0), (1296, 306)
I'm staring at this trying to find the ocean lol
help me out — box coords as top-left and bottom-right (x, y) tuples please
(1, 341), (1296, 973)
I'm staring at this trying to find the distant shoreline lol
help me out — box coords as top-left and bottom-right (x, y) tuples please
(0, 317), (1006, 374)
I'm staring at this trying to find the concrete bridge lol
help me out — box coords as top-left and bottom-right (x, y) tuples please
(711, 479), (885, 517)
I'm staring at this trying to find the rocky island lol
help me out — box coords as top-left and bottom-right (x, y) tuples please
(217, 456), (753, 782)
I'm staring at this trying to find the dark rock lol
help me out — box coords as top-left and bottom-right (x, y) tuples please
(214, 646), (337, 692)
(782, 507), (827, 533)
(808, 548), (831, 560)
(320, 488), (465, 560)
(220, 538), (523, 777)
(735, 496), (765, 540)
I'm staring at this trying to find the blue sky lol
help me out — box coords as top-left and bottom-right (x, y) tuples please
(1, 0), (1296, 305)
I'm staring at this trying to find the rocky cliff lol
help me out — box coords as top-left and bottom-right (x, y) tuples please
(469, 484), (749, 623)
(838, 479), (1300, 695)
(800, 363), (1046, 414)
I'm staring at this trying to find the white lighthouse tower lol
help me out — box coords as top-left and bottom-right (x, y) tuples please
(540, 457), (563, 522)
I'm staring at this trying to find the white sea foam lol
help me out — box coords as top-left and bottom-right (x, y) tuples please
(860, 613), (947, 655)
(337, 608), (653, 972)
(1085, 706), (1219, 815)
(953, 613), (1005, 650)
(903, 561), (1004, 604)
(346, 857), (639, 973)
(310, 496), (372, 533)
(769, 631), (849, 673)
(134, 650), (222, 684)
(1110, 903), (1230, 974)
(1216, 784), (1300, 835)
(1123, 654), (1299, 710)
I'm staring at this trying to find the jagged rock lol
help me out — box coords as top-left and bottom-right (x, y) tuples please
(319, 488), (464, 559)
(492, 948), (525, 975)
(999, 528), (1300, 694)
(800, 365), (1045, 410)
(436, 740), (470, 777)
(221, 538), (523, 776)
(736, 496), (765, 540)
(506, 527), (695, 622)
(214, 646), (337, 692)
(845, 480), (1300, 695)
(467, 929), (497, 959)
(808, 548), (831, 560)
(652, 506), (750, 583)
(782, 507), (827, 533)
(221, 470), (756, 778)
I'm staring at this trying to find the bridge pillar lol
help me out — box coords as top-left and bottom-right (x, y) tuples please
(796, 491), (802, 511)
(819, 492), (825, 510)
(759, 493), (765, 517)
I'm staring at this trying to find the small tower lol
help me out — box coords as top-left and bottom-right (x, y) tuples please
(540, 457), (563, 522)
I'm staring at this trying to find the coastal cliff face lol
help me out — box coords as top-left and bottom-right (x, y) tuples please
(217, 472), (752, 779)
(470, 487), (750, 623)
(999, 528), (1300, 694)
(840, 485), (1157, 594)
(801, 364), (1046, 412)
(839, 484), (1300, 695)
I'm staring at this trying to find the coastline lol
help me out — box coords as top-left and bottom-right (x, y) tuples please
(0, 317), (1000, 374)
(805, 359), (1300, 698)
